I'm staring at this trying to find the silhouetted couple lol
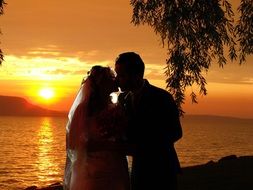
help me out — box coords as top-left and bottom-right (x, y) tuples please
(63, 52), (183, 190)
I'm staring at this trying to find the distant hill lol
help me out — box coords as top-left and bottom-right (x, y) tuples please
(0, 95), (67, 117)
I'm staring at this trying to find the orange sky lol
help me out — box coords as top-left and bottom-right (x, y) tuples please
(0, 0), (253, 118)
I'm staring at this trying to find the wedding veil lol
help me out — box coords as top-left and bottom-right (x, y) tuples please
(63, 78), (89, 190)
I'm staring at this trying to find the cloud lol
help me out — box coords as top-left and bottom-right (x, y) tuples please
(206, 57), (253, 85)
(0, 54), (116, 82)
(27, 45), (61, 57)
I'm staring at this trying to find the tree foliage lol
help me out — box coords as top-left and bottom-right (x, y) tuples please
(0, 0), (6, 65)
(236, 0), (253, 64)
(130, 0), (252, 114)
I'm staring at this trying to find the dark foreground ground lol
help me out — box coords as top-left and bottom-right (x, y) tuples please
(178, 155), (253, 190)
(25, 155), (253, 190)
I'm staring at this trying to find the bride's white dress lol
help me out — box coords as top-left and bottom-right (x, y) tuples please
(67, 103), (130, 190)
(64, 67), (130, 190)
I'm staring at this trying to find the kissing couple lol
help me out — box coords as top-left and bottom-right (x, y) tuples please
(63, 52), (183, 190)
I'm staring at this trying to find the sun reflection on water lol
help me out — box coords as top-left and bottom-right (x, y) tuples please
(36, 117), (59, 184)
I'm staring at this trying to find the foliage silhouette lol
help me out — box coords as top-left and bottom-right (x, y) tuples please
(0, 0), (6, 65)
(236, 0), (253, 64)
(130, 0), (253, 115)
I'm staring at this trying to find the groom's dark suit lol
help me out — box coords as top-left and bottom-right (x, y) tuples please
(119, 79), (182, 190)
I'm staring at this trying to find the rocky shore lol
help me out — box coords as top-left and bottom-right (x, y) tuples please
(178, 155), (253, 190)
(24, 182), (63, 190)
(25, 155), (253, 190)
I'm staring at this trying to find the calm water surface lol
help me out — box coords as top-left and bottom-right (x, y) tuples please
(0, 115), (253, 190)
(0, 116), (66, 190)
(177, 115), (253, 166)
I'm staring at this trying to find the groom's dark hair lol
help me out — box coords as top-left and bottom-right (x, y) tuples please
(115, 52), (145, 77)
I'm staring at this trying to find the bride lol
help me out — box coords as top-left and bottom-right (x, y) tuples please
(63, 65), (130, 190)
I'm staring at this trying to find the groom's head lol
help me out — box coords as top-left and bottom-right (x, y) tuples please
(115, 52), (145, 91)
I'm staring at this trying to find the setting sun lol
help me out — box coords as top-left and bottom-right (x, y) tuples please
(39, 88), (55, 100)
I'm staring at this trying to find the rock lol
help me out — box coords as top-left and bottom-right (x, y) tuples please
(25, 182), (63, 190)
(218, 154), (237, 162)
(37, 182), (63, 190)
(24, 186), (37, 190)
(178, 155), (253, 190)
(205, 160), (215, 165)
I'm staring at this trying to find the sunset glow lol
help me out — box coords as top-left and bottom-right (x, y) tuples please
(39, 88), (55, 100)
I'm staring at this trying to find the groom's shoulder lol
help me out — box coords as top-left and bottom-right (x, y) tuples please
(147, 81), (172, 98)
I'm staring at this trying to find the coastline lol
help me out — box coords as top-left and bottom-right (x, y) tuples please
(24, 154), (253, 190)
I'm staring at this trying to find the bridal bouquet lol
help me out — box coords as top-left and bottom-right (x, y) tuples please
(97, 103), (127, 142)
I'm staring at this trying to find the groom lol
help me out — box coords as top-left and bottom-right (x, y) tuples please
(115, 52), (183, 190)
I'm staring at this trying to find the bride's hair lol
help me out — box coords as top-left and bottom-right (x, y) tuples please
(82, 65), (115, 116)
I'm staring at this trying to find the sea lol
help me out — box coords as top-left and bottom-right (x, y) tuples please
(0, 115), (253, 190)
